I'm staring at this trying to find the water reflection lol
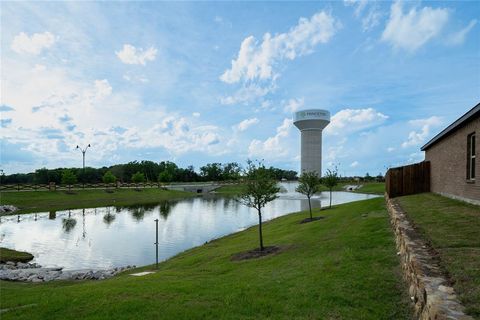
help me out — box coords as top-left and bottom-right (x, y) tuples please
(0, 183), (379, 270)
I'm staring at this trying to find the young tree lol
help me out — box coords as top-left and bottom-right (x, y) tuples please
(103, 171), (117, 191)
(237, 161), (280, 251)
(61, 169), (77, 192)
(323, 168), (339, 209)
(296, 171), (321, 220)
(131, 172), (145, 190)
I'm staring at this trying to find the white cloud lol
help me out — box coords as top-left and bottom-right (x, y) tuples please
(324, 108), (388, 135)
(446, 19), (477, 45)
(401, 116), (442, 148)
(362, 7), (382, 31)
(116, 44), (157, 65)
(382, 1), (449, 52)
(11, 32), (56, 55)
(220, 84), (273, 105)
(344, 0), (381, 32)
(283, 98), (304, 113)
(236, 118), (259, 132)
(220, 11), (339, 84)
(387, 147), (395, 152)
(344, 0), (368, 18)
(248, 118), (293, 159)
(94, 79), (112, 100)
(350, 161), (359, 168)
(192, 112), (200, 117)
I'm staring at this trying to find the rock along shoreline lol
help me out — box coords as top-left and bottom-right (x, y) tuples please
(0, 261), (136, 282)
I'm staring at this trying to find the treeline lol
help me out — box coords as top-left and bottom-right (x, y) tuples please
(0, 161), (298, 184)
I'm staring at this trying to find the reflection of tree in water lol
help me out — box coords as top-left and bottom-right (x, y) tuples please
(158, 200), (177, 220)
(103, 207), (116, 225)
(125, 203), (158, 221)
(49, 211), (56, 220)
(62, 210), (76, 233)
(103, 213), (116, 225)
(62, 218), (77, 233)
(129, 207), (146, 221)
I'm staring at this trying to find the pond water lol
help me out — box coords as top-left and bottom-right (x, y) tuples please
(0, 183), (379, 270)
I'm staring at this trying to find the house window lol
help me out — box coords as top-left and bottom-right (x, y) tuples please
(467, 132), (476, 180)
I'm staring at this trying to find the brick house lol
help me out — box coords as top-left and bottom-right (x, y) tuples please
(421, 103), (479, 205)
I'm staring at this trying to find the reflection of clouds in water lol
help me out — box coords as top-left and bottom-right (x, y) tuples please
(0, 183), (378, 270)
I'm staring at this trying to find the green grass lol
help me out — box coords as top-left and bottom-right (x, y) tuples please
(0, 248), (34, 263)
(354, 182), (385, 195)
(0, 198), (411, 319)
(215, 184), (246, 195)
(216, 182), (386, 196)
(397, 193), (480, 318)
(0, 189), (194, 214)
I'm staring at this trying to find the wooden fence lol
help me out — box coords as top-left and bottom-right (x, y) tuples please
(0, 182), (164, 192)
(386, 161), (430, 198)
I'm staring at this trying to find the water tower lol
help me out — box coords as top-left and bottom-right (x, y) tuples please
(293, 109), (330, 176)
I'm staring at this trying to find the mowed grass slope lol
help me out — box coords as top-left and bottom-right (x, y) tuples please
(0, 248), (34, 263)
(397, 193), (480, 318)
(0, 189), (194, 214)
(0, 198), (411, 319)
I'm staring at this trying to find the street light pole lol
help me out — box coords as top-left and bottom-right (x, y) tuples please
(76, 144), (91, 174)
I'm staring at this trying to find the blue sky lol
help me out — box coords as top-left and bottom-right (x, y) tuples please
(1, 1), (479, 176)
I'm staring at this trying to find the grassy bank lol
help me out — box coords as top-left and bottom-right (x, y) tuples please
(0, 189), (194, 214)
(0, 248), (34, 263)
(216, 182), (385, 195)
(397, 193), (480, 318)
(0, 198), (411, 319)
(354, 182), (385, 194)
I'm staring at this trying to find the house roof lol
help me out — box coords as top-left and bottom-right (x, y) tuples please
(421, 102), (480, 151)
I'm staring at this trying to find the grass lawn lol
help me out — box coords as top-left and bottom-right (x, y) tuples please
(0, 198), (411, 319)
(0, 189), (194, 215)
(215, 183), (246, 195)
(216, 182), (385, 195)
(396, 193), (480, 318)
(354, 182), (385, 195)
(0, 248), (34, 263)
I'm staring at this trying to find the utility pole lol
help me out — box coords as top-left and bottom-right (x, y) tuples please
(76, 144), (91, 173)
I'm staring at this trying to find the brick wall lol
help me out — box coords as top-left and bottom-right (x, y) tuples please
(425, 116), (479, 204)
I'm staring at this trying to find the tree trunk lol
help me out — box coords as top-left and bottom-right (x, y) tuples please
(329, 188), (332, 208)
(308, 196), (312, 220)
(258, 208), (264, 251)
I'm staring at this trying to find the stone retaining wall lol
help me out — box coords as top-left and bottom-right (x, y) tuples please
(385, 194), (473, 320)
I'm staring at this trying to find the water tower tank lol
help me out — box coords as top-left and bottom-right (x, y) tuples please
(293, 109), (330, 176)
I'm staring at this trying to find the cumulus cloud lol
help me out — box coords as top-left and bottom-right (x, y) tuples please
(324, 108), (388, 136)
(192, 112), (200, 117)
(283, 98), (304, 113)
(401, 116), (442, 148)
(248, 118), (293, 159)
(221, 11), (338, 84)
(382, 1), (449, 52)
(350, 161), (359, 168)
(11, 32), (56, 55)
(116, 44), (157, 65)
(220, 83), (273, 105)
(94, 79), (112, 100)
(446, 19), (477, 45)
(236, 118), (259, 132)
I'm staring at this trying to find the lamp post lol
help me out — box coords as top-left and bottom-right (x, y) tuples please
(76, 144), (91, 174)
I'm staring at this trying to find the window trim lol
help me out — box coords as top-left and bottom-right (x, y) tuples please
(467, 132), (476, 181)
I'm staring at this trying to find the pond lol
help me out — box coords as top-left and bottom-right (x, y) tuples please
(0, 183), (379, 270)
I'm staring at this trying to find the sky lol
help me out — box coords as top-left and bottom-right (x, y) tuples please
(1, 1), (479, 176)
